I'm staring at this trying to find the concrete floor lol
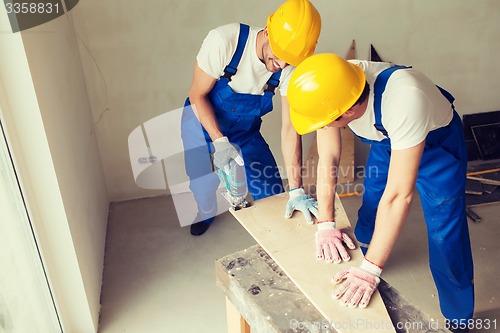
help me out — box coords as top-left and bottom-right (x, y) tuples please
(97, 192), (500, 333)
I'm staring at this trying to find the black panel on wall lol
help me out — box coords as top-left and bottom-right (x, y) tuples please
(471, 123), (500, 160)
(463, 111), (500, 161)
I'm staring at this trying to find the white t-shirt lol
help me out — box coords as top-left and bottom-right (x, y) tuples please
(347, 60), (454, 150)
(196, 23), (294, 97)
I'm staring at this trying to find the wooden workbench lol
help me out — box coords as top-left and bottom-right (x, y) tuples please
(215, 192), (451, 333)
(216, 245), (449, 333)
(226, 193), (394, 333)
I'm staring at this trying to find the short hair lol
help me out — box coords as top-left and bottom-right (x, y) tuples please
(354, 81), (370, 106)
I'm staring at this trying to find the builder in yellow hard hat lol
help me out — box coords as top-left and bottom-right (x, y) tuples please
(181, 0), (326, 237)
(288, 54), (474, 331)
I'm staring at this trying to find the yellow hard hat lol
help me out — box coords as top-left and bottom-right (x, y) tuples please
(288, 53), (366, 135)
(267, 0), (321, 67)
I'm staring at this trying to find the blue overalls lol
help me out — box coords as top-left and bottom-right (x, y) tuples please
(181, 24), (284, 224)
(354, 66), (474, 322)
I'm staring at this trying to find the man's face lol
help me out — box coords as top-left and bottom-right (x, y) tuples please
(323, 114), (350, 128)
(261, 30), (287, 73)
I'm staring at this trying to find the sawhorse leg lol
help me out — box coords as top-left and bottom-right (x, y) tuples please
(226, 297), (250, 333)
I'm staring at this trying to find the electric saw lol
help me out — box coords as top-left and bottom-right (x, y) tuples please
(216, 159), (249, 210)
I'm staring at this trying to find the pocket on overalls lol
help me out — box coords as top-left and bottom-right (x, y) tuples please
(221, 97), (261, 117)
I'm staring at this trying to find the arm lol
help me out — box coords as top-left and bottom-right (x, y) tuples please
(316, 126), (342, 220)
(332, 141), (425, 307)
(189, 62), (243, 170)
(314, 127), (355, 262)
(280, 96), (302, 189)
(188, 61), (223, 141)
(366, 140), (425, 266)
(281, 97), (320, 224)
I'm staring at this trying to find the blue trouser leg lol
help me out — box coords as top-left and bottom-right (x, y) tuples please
(354, 143), (391, 255)
(180, 21), (280, 225)
(181, 100), (283, 223)
(416, 113), (474, 321)
(181, 103), (218, 224)
(355, 112), (474, 321)
(238, 131), (284, 200)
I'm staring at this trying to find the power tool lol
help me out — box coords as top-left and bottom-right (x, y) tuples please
(216, 159), (249, 210)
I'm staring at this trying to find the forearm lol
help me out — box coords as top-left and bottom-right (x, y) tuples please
(365, 192), (413, 266)
(317, 156), (339, 221)
(316, 127), (342, 221)
(281, 126), (302, 189)
(188, 94), (223, 141)
(365, 141), (424, 267)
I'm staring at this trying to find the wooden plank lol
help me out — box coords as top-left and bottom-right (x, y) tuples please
(467, 167), (500, 176)
(466, 189), (500, 207)
(467, 171), (500, 186)
(466, 164), (500, 199)
(345, 40), (356, 60)
(466, 161), (500, 174)
(230, 193), (395, 333)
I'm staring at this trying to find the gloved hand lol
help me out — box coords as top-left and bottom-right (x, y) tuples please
(212, 136), (244, 173)
(315, 222), (356, 263)
(284, 188), (319, 224)
(332, 258), (382, 308)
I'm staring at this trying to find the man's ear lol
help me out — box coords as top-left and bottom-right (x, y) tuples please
(263, 26), (269, 37)
(344, 110), (355, 117)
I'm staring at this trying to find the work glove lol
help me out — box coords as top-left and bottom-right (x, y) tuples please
(315, 221), (356, 263)
(212, 136), (244, 173)
(284, 188), (319, 224)
(332, 258), (382, 308)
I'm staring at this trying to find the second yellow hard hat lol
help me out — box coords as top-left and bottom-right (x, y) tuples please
(288, 53), (366, 135)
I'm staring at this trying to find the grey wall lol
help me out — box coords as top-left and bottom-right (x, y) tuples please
(0, 9), (109, 331)
(70, 0), (500, 201)
(20, 14), (109, 328)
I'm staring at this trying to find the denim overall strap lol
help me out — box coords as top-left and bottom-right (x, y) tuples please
(373, 65), (411, 137)
(213, 23), (281, 117)
(436, 85), (455, 105)
(222, 23), (250, 81)
(223, 23), (281, 94)
(372, 66), (456, 138)
(226, 24), (282, 96)
(264, 70), (282, 96)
